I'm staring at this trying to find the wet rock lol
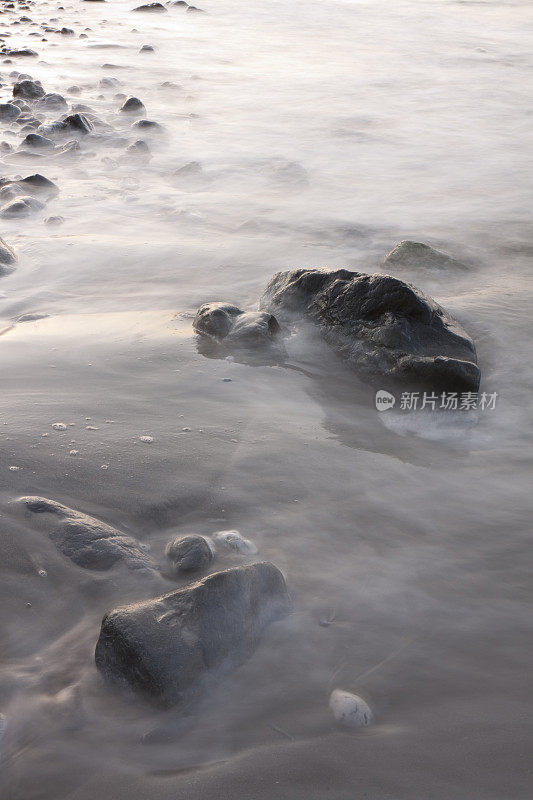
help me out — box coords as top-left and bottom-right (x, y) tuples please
(95, 562), (291, 706)
(193, 302), (281, 348)
(62, 112), (93, 134)
(45, 215), (64, 226)
(20, 496), (155, 571)
(60, 27), (75, 35)
(0, 195), (44, 217)
(186, 5), (205, 12)
(260, 269), (480, 392)
(383, 240), (467, 271)
(126, 138), (150, 155)
(0, 235), (17, 274)
(165, 534), (213, 573)
(133, 2), (167, 11)
(13, 78), (44, 99)
(18, 173), (59, 195)
(119, 95), (145, 114)
(329, 690), (372, 728)
(22, 132), (54, 148)
(212, 529), (258, 555)
(0, 102), (20, 119)
(4, 48), (38, 57)
(132, 118), (161, 130)
(36, 92), (67, 109)
(139, 44), (154, 52)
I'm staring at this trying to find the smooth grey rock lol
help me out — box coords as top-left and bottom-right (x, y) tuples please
(133, 2), (167, 10)
(13, 79), (45, 99)
(260, 269), (480, 392)
(95, 562), (291, 706)
(383, 240), (467, 271)
(119, 96), (146, 114)
(0, 195), (44, 217)
(0, 236), (17, 274)
(131, 118), (161, 130)
(193, 302), (281, 348)
(0, 102), (20, 120)
(22, 132), (54, 148)
(36, 92), (67, 110)
(165, 534), (213, 572)
(20, 496), (155, 571)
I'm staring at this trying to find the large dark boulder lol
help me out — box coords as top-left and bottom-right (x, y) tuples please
(95, 562), (291, 706)
(260, 269), (480, 392)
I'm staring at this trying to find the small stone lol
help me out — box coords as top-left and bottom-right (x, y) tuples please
(329, 690), (373, 728)
(52, 422), (67, 430)
(139, 435), (153, 443)
(119, 96), (146, 115)
(165, 534), (213, 573)
(212, 529), (258, 555)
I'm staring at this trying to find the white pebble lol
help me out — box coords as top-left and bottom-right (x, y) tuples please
(8, 465), (21, 471)
(101, 464), (109, 470)
(69, 450), (79, 456)
(139, 435), (154, 443)
(212, 529), (258, 555)
(52, 423), (67, 431)
(329, 690), (373, 728)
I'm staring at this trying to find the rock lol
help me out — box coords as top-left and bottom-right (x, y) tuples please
(193, 302), (281, 348)
(165, 534), (214, 572)
(187, 5), (205, 11)
(329, 690), (373, 728)
(20, 496), (155, 571)
(0, 195), (44, 217)
(36, 92), (67, 109)
(5, 48), (38, 57)
(382, 240), (467, 271)
(133, 2), (167, 11)
(212, 529), (257, 555)
(62, 112), (93, 134)
(0, 102), (20, 119)
(95, 562), (291, 706)
(0, 235), (17, 274)
(19, 173), (59, 195)
(45, 215), (64, 226)
(139, 44), (154, 52)
(22, 132), (54, 148)
(13, 78), (45, 99)
(60, 27), (75, 35)
(119, 96), (145, 114)
(126, 139), (150, 155)
(131, 118), (160, 130)
(259, 269), (480, 392)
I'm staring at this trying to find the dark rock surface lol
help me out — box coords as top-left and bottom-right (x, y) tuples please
(0, 235), (17, 273)
(20, 496), (155, 571)
(120, 96), (146, 114)
(13, 79), (45, 99)
(193, 302), (281, 348)
(165, 534), (213, 573)
(132, 2), (167, 11)
(95, 562), (291, 706)
(260, 269), (480, 391)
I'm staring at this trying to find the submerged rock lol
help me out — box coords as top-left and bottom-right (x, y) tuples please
(0, 236), (17, 274)
(383, 240), (467, 271)
(20, 496), (155, 571)
(260, 269), (480, 392)
(62, 112), (93, 134)
(212, 529), (258, 555)
(193, 302), (281, 348)
(165, 534), (213, 573)
(0, 195), (44, 217)
(329, 690), (373, 728)
(0, 102), (20, 120)
(95, 562), (291, 706)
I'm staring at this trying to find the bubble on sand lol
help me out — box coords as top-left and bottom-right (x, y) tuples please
(139, 435), (154, 443)
(329, 690), (373, 728)
(69, 449), (79, 456)
(9, 465), (22, 471)
(101, 464), (109, 470)
(52, 422), (67, 430)
(38, 568), (47, 577)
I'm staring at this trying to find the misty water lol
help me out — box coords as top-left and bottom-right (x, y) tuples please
(0, 0), (532, 798)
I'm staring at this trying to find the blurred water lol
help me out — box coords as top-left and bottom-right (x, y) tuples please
(0, 1), (532, 798)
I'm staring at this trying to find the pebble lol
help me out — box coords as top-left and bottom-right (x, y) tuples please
(165, 534), (214, 573)
(139, 435), (153, 443)
(212, 529), (258, 555)
(52, 422), (67, 430)
(329, 690), (373, 728)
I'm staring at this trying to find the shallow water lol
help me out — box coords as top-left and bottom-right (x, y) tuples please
(0, 0), (532, 798)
